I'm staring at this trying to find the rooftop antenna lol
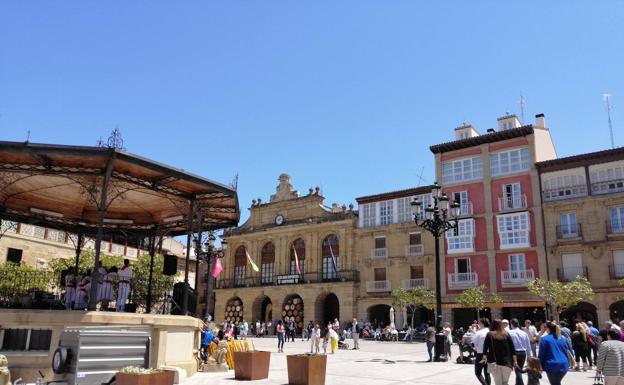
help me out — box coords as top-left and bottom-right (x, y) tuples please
(519, 94), (527, 123)
(603, 93), (615, 148)
(416, 166), (426, 186)
(25, 130), (31, 143)
(230, 173), (239, 191)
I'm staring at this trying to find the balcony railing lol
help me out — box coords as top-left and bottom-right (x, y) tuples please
(609, 264), (624, 280)
(556, 224), (582, 239)
(371, 248), (388, 259)
(405, 244), (423, 256)
(366, 280), (391, 293)
(607, 220), (624, 235)
(447, 272), (478, 289)
(402, 278), (430, 290)
(557, 266), (588, 282)
(591, 179), (624, 195)
(458, 202), (473, 216)
(498, 195), (527, 211)
(500, 269), (534, 287)
(215, 270), (360, 289)
(542, 185), (587, 202)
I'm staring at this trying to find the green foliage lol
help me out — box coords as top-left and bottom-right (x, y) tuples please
(48, 250), (123, 276)
(0, 262), (55, 296)
(392, 286), (435, 327)
(527, 277), (594, 318)
(457, 285), (502, 319)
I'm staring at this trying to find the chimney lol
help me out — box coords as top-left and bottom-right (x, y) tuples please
(497, 114), (521, 131)
(535, 113), (546, 128)
(487, 128), (496, 134)
(454, 123), (480, 140)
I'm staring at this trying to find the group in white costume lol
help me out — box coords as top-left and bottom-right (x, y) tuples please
(116, 259), (132, 312)
(64, 259), (131, 311)
(74, 270), (92, 309)
(64, 266), (77, 310)
(96, 262), (117, 310)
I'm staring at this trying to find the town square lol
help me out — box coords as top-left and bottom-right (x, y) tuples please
(1, 2), (624, 385)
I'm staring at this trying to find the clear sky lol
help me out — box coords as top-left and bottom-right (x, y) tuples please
(1, 1), (623, 223)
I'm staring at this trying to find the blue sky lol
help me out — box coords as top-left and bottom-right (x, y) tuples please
(1, 1), (623, 223)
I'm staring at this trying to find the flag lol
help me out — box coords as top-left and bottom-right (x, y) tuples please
(328, 242), (338, 272)
(245, 248), (260, 272)
(211, 257), (223, 278)
(292, 244), (301, 274)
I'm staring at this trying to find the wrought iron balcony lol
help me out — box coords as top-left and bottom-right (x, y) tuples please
(500, 269), (534, 287)
(556, 224), (582, 240)
(215, 270), (360, 289)
(591, 179), (624, 195)
(609, 264), (624, 280)
(542, 185), (587, 202)
(366, 280), (391, 293)
(371, 248), (388, 259)
(401, 278), (430, 290)
(405, 244), (424, 256)
(498, 195), (528, 211)
(447, 272), (478, 289)
(557, 266), (588, 282)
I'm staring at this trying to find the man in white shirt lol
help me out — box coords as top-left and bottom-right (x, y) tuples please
(472, 318), (491, 385)
(509, 318), (533, 385)
(523, 320), (538, 356)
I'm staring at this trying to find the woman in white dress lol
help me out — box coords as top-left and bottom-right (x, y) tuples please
(64, 266), (77, 310)
(75, 271), (91, 310)
(98, 266), (117, 310)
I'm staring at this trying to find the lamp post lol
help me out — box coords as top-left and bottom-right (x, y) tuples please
(197, 231), (227, 321)
(411, 181), (461, 362)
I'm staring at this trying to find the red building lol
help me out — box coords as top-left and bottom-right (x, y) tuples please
(430, 114), (556, 326)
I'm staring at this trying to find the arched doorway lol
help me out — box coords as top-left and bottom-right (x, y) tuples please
(315, 292), (340, 326)
(368, 304), (391, 328)
(610, 300), (624, 323)
(225, 297), (243, 323)
(252, 294), (273, 323)
(406, 305), (434, 328)
(282, 294), (304, 331)
(560, 302), (597, 324)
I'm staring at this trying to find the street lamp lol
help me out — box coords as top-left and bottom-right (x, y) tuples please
(412, 181), (461, 362)
(199, 231), (227, 321)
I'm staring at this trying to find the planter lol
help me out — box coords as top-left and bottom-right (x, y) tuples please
(233, 351), (271, 380)
(116, 371), (175, 385)
(287, 354), (327, 385)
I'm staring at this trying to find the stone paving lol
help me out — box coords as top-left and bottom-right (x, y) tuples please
(184, 337), (593, 385)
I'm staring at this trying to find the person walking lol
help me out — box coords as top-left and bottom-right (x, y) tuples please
(509, 318), (533, 385)
(481, 319), (518, 385)
(425, 323), (436, 362)
(538, 321), (571, 385)
(276, 320), (286, 353)
(241, 320), (249, 340)
(523, 320), (538, 357)
(310, 324), (321, 353)
(116, 259), (132, 312)
(587, 321), (600, 365)
(443, 322), (453, 361)
(307, 321), (314, 341)
(351, 318), (361, 350)
(473, 318), (492, 385)
(329, 326), (339, 354)
(596, 329), (624, 385)
(571, 323), (590, 371)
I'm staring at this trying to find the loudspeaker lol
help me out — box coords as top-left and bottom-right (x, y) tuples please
(171, 281), (197, 315)
(163, 254), (178, 276)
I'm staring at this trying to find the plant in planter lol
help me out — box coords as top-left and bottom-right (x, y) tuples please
(116, 366), (174, 385)
(287, 354), (327, 385)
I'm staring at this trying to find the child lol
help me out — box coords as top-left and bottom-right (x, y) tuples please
(322, 328), (329, 354)
(311, 324), (321, 354)
(521, 357), (543, 385)
(329, 327), (339, 354)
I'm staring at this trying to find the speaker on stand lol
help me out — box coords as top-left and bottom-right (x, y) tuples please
(163, 254), (178, 276)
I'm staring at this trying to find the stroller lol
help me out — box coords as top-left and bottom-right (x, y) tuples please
(338, 330), (350, 350)
(456, 331), (476, 364)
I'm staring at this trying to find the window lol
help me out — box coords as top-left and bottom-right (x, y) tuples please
(6, 248), (22, 264)
(561, 253), (583, 281)
(613, 250), (624, 278)
(0, 220), (17, 234)
(290, 238), (306, 275)
(490, 148), (530, 176)
(397, 197), (413, 223)
(497, 212), (530, 249)
(379, 200), (393, 225)
(234, 246), (247, 286)
(46, 229), (66, 243)
(501, 183), (524, 210)
(508, 254), (526, 272)
(374, 237), (386, 249)
(610, 207), (624, 233)
(447, 219), (474, 253)
(374, 268), (386, 281)
(559, 212), (578, 238)
(0, 329), (52, 352)
(456, 258), (471, 273)
(591, 164), (624, 194)
(452, 191), (470, 215)
(322, 234), (339, 280)
(542, 173), (587, 201)
(261, 242), (275, 284)
(410, 265), (424, 279)
(414, 193), (432, 220)
(441, 156), (483, 184)
(361, 203), (376, 227)
(409, 233), (421, 245)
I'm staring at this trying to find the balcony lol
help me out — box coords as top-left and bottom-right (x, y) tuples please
(405, 244), (424, 256)
(542, 185), (587, 202)
(609, 264), (624, 280)
(557, 266), (588, 282)
(366, 280), (391, 293)
(447, 272), (478, 289)
(607, 220), (624, 236)
(500, 269), (534, 287)
(215, 270), (360, 289)
(591, 179), (624, 195)
(402, 278), (430, 290)
(498, 195), (527, 211)
(458, 202), (473, 217)
(556, 224), (583, 240)
(371, 248), (388, 259)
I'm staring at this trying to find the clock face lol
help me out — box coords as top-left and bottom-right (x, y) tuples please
(275, 215), (284, 225)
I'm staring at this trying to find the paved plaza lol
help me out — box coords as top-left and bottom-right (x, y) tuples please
(185, 337), (592, 385)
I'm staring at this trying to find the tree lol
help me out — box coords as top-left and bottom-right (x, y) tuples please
(392, 286), (435, 328)
(527, 277), (594, 321)
(0, 262), (55, 304)
(0, 220), (18, 241)
(49, 251), (123, 276)
(457, 284), (503, 320)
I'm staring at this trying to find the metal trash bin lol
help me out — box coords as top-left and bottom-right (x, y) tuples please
(51, 326), (151, 385)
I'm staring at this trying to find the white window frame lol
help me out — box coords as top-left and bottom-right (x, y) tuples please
(397, 197), (413, 223)
(508, 254), (526, 272)
(234, 265), (246, 285)
(441, 156), (484, 184)
(379, 200), (394, 225)
(290, 260), (305, 275)
(446, 219), (474, 253)
(610, 207), (624, 233)
(455, 258), (471, 273)
(361, 203), (376, 228)
(559, 212), (577, 238)
(497, 212), (530, 249)
(490, 148), (530, 176)
(261, 263), (275, 284)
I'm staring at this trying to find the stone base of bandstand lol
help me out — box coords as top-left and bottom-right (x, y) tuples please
(1, 309), (203, 383)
